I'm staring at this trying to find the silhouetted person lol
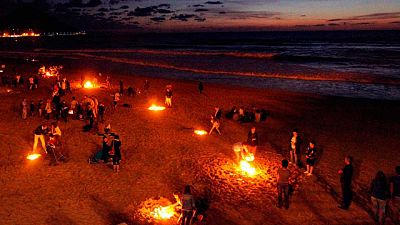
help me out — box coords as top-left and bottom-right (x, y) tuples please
(119, 80), (124, 96)
(370, 171), (390, 224)
(198, 81), (203, 94)
(112, 135), (121, 173)
(304, 141), (316, 176)
(181, 185), (196, 225)
(338, 155), (353, 210)
(277, 159), (291, 209)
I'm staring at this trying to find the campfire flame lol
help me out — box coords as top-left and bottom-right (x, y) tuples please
(83, 80), (94, 89)
(45, 72), (52, 77)
(194, 130), (208, 136)
(244, 153), (254, 162)
(27, 153), (41, 161)
(148, 104), (166, 111)
(239, 160), (257, 177)
(151, 205), (176, 220)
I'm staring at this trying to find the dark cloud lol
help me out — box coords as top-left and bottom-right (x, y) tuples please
(227, 11), (280, 20)
(205, 1), (223, 5)
(98, 8), (108, 12)
(56, 0), (102, 8)
(157, 8), (173, 14)
(110, 11), (123, 15)
(120, 5), (129, 9)
(301, 14), (306, 17)
(390, 21), (400, 24)
(193, 4), (205, 7)
(86, 0), (102, 7)
(194, 16), (206, 22)
(109, 0), (119, 4)
(313, 24), (325, 27)
(328, 12), (400, 22)
(352, 22), (374, 25)
(170, 14), (196, 21)
(131, 6), (157, 17)
(194, 8), (208, 12)
(327, 23), (340, 26)
(158, 4), (171, 8)
(150, 16), (166, 22)
(219, 11), (226, 14)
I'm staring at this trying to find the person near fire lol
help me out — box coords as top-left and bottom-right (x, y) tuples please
(33, 124), (49, 153)
(289, 128), (302, 166)
(181, 185), (196, 225)
(246, 126), (259, 156)
(165, 86), (173, 108)
(112, 135), (121, 173)
(277, 159), (291, 209)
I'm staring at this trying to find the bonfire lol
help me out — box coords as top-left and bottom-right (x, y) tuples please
(194, 129), (208, 136)
(239, 160), (258, 177)
(148, 104), (166, 111)
(26, 153), (41, 161)
(137, 197), (181, 223)
(83, 80), (95, 89)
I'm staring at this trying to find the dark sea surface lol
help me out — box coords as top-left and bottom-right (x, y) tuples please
(1, 30), (400, 99)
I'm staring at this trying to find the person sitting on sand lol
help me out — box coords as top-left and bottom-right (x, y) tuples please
(165, 87), (173, 108)
(247, 127), (258, 156)
(112, 135), (122, 173)
(304, 141), (317, 176)
(277, 159), (291, 209)
(33, 124), (49, 153)
(181, 185), (196, 225)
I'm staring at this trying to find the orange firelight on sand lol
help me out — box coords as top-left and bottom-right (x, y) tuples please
(151, 205), (176, 220)
(148, 104), (166, 111)
(27, 153), (41, 161)
(194, 129), (208, 136)
(83, 80), (95, 89)
(239, 160), (257, 177)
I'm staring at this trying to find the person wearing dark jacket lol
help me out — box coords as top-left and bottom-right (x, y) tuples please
(33, 124), (49, 153)
(304, 141), (317, 176)
(213, 107), (222, 121)
(112, 135), (121, 173)
(289, 129), (301, 166)
(98, 103), (105, 122)
(247, 127), (259, 156)
(370, 171), (390, 224)
(165, 88), (173, 108)
(338, 156), (354, 210)
(181, 185), (196, 225)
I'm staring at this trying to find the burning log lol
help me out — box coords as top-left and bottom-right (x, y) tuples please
(26, 153), (41, 161)
(148, 104), (166, 111)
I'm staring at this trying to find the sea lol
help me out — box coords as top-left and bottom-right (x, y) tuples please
(1, 30), (400, 100)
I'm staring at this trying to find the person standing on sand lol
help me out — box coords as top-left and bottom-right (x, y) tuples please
(198, 81), (203, 94)
(45, 99), (52, 120)
(144, 79), (150, 92)
(112, 135), (121, 173)
(33, 124), (49, 153)
(21, 98), (28, 119)
(390, 166), (400, 224)
(338, 155), (354, 210)
(28, 76), (34, 90)
(70, 97), (78, 114)
(165, 87), (173, 108)
(30, 100), (35, 117)
(304, 141), (316, 176)
(119, 80), (124, 96)
(289, 129), (302, 166)
(98, 102), (105, 122)
(277, 159), (291, 209)
(370, 171), (390, 224)
(113, 92), (120, 109)
(38, 99), (44, 117)
(247, 126), (259, 156)
(34, 74), (39, 89)
(181, 185), (196, 225)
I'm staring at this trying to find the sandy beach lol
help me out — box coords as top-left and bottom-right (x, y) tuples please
(0, 55), (399, 225)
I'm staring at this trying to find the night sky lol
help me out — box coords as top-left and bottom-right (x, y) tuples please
(2, 0), (400, 31)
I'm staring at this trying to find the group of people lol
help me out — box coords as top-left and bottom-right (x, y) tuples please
(1, 73), (40, 90)
(277, 128), (400, 224)
(225, 105), (268, 123)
